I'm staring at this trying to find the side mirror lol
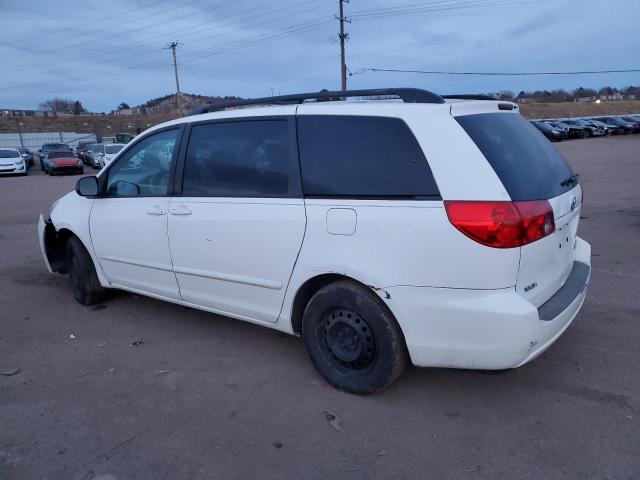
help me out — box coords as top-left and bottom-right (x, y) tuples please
(76, 176), (98, 197)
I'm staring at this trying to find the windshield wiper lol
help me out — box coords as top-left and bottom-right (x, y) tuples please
(560, 173), (580, 187)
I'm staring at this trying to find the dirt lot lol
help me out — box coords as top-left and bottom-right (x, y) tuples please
(1, 136), (639, 479)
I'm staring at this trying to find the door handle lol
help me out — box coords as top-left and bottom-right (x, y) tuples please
(146, 206), (167, 215)
(170, 206), (192, 216)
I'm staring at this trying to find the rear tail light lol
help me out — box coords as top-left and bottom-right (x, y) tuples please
(444, 200), (555, 248)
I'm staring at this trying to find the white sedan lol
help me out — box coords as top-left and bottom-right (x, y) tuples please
(0, 148), (28, 175)
(99, 144), (126, 168)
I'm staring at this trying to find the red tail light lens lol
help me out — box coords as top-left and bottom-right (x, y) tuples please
(444, 200), (555, 248)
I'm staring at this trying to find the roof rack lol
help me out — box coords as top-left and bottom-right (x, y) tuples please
(442, 94), (498, 101)
(188, 88), (445, 116)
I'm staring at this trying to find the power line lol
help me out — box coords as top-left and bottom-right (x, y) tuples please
(348, 0), (541, 19)
(350, 67), (640, 76)
(1, 0), (327, 79)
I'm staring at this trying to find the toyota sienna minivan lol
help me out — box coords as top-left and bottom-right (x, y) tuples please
(38, 88), (591, 393)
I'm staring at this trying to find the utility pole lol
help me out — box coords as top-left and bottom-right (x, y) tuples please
(166, 41), (182, 114)
(337, 0), (350, 93)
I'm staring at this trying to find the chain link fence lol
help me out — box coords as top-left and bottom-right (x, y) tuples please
(0, 132), (97, 151)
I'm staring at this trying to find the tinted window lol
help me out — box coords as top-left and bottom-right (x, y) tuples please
(456, 113), (575, 201)
(297, 115), (439, 198)
(107, 129), (178, 196)
(182, 120), (298, 197)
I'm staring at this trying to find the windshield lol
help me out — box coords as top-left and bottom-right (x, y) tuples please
(0, 149), (20, 158)
(43, 143), (71, 151)
(105, 145), (124, 154)
(456, 113), (575, 201)
(533, 121), (552, 132)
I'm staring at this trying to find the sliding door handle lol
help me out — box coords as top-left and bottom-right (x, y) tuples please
(170, 206), (192, 216)
(146, 206), (167, 215)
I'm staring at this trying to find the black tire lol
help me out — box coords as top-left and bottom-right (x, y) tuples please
(302, 280), (408, 394)
(66, 236), (107, 306)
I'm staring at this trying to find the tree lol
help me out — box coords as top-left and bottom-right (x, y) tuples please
(496, 90), (515, 101)
(38, 98), (80, 114)
(573, 87), (597, 98)
(116, 102), (131, 110)
(598, 86), (618, 95)
(72, 100), (85, 115)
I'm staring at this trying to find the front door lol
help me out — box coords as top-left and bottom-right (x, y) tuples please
(90, 128), (181, 299)
(168, 116), (306, 323)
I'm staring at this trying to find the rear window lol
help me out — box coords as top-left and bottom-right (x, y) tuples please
(456, 113), (575, 201)
(297, 115), (440, 198)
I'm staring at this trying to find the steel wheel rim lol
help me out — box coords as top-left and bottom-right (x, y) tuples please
(318, 307), (377, 373)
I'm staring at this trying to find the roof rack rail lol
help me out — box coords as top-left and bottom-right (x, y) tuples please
(188, 88), (445, 116)
(441, 94), (498, 101)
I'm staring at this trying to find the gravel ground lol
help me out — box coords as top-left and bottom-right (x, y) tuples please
(1, 136), (639, 480)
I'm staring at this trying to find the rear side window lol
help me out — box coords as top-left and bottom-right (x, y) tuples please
(297, 115), (440, 198)
(182, 120), (299, 197)
(456, 113), (575, 200)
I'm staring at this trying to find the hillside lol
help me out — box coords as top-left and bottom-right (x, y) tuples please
(2, 100), (639, 134)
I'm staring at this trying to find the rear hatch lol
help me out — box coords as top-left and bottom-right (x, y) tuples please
(453, 107), (582, 307)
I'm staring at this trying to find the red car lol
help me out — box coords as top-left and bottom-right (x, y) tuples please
(46, 151), (84, 176)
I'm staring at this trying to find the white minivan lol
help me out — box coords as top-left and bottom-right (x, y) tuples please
(38, 89), (591, 393)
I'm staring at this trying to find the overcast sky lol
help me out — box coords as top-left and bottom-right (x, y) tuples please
(1, 0), (639, 112)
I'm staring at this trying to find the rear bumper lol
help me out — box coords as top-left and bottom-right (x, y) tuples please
(385, 237), (591, 370)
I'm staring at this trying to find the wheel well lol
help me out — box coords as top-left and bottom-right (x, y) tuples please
(43, 225), (74, 274)
(290, 274), (348, 335)
(289, 273), (394, 335)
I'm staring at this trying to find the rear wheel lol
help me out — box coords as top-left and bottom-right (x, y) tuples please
(66, 236), (107, 305)
(302, 280), (408, 394)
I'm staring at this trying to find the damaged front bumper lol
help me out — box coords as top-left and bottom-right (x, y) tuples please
(38, 214), (54, 273)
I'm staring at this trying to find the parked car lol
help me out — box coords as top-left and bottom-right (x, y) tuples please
(38, 88), (591, 394)
(38, 143), (73, 170)
(581, 118), (620, 135)
(561, 119), (605, 137)
(99, 144), (126, 168)
(77, 141), (95, 164)
(87, 144), (106, 169)
(594, 117), (635, 134)
(619, 116), (640, 132)
(0, 147), (28, 175)
(44, 151), (84, 176)
(17, 147), (35, 167)
(531, 120), (565, 141)
(546, 120), (588, 139)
